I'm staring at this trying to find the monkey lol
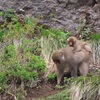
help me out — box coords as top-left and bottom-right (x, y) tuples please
(52, 47), (91, 84)
(67, 36), (92, 54)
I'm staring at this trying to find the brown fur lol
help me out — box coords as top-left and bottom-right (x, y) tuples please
(67, 36), (92, 54)
(52, 47), (91, 84)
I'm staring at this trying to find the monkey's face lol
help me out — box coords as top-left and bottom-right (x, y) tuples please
(52, 51), (65, 65)
(68, 41), (74, 46)
(67, 37), (76, 47)
(68, 40), (75, 47)
(53, 59), (60, 65)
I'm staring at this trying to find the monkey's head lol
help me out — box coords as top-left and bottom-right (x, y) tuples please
(67, 36), (77, 47)
(52, 50), (65, 65)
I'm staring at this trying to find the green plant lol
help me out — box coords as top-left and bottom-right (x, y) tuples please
(2, 45), (15, 60)
(66, 75), (100, 100)
(17, 93), (22, 100)
(27, 54), (45, 72)
(0, 72), (7, 87)
(91, 34), (100, 40)
(0, 10), (37, 39)
(46, 73), (56, 81)
(39, 27), (66, 61)
(0, 33), (45, 90)
(76, 19), (86, 34)
(0, 11), (48, 99)
(10, 63), (38, 81)
(76, 19), (91, 40)
(47, 90), (69, 100)
(49, 12), (54, 21)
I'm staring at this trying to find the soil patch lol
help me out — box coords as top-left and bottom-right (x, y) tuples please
(24, 82), (58, 100)
(0, 79), (59, 100)
(0, 71), (71, 100)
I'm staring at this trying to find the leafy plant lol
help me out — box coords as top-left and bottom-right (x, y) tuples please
(0, 10), (37, 39)
(91, 34), (100, 40)
(39, 27), (66, 60)
(76, 19), (91, 40)
(46, 73), (56, 81)
(2, 45), (15, 61)
(46, 90), (69, 100)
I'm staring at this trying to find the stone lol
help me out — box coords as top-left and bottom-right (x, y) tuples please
(0, 0), (100, 34)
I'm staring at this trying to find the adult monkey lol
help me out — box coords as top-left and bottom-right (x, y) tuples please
(52, 47), (91, 84)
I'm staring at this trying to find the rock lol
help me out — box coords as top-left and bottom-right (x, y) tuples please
(23, 5), (33, 10)
(15, 9), (25, 14)
(63, 0), (94, 10)
(93, 26), (100, 33)
(0, 0), (100, 34)
(0, 6), (3, 11)
(96, 0), (100, 3)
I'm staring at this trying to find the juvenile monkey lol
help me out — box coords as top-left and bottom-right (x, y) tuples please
(52, 47), (91, 84)
(67, 36), (92, 54)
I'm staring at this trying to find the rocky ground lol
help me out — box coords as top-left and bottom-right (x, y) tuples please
(0, 0), (100, 34)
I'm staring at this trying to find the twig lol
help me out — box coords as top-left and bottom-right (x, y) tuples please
(0, 88), (17, 100)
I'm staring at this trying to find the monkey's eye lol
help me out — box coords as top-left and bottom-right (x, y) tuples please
(53, 59), (60, 64)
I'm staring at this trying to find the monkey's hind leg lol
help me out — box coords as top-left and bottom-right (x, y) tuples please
(70, 65), (78, 77)
(57, 68), (64, 85)
(79, 62), (89, 76)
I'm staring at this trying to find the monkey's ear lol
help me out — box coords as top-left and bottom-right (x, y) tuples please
(59, 51), (63, 56)
(67, 38), (69, 42)
(60, 51), (65, 61)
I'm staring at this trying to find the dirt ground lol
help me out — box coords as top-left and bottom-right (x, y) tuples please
(0, 78), (59, 100)
(24, 83), (58, 100)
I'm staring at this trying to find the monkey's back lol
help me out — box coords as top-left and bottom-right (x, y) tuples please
(59, 47), (91, 65)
